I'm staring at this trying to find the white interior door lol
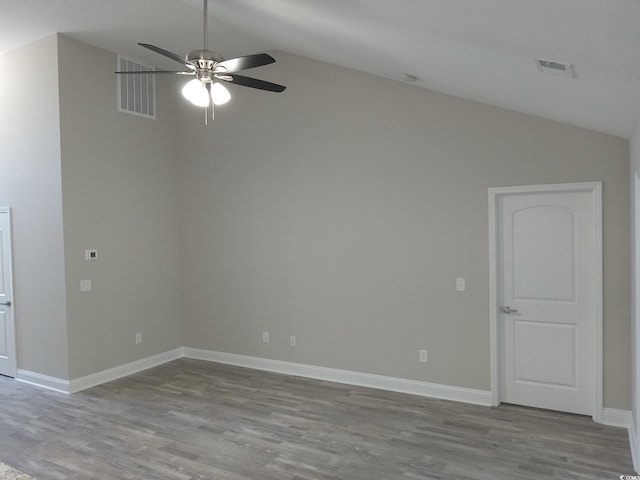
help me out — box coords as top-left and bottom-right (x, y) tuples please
(0, 208), (16, 377)
(494, 184), (601, 416)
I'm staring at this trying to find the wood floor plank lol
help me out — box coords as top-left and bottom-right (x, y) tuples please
(0, 359), (634, 479)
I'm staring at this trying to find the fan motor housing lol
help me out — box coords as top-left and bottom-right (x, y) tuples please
(187, 49), (225, 69)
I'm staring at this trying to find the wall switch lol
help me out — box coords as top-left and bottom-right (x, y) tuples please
(262, 331), (270, 343)
(419, 349), (428, 363)
(456, 277), (466, 292)
(135, 332), (142, 345)
(289, 335), (296, 347)
(80, 279), (92, 292)
(84, 249), (98, 261)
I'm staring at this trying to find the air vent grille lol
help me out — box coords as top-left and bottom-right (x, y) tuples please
(117, 55), (156, 119)
(533, 57), (576, 78)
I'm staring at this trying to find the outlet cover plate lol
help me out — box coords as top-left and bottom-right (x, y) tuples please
(80, 279), (92, 292)
(419, 349), (428, 363)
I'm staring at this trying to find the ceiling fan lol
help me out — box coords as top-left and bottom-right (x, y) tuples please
(115, 0), (286, 124)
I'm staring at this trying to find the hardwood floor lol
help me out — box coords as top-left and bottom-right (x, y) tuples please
(0, 358), (633, 479)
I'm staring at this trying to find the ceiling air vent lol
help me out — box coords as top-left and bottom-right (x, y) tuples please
(533, 58), (576, 79)
(117, 55), (156, 119)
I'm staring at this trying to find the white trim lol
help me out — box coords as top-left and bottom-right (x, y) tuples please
(14, 347), (629, 437)
(602, 407), (632, 428)
(68, 347), (184, 393)
(488, 193), (499, 406)
(630, 423), (640, 474)
(16, 370), (70, 394)
(488, 182), (604, 422)
(633, 172), (640, 474)
(184, 348), (492, 406)
(592, 182), (604, 423)
(15, 348), (184, 394)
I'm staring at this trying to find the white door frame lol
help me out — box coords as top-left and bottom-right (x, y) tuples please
(488, 182), (603, 422)
(634, 173), (640, 438)
(0, 207), (16, 378)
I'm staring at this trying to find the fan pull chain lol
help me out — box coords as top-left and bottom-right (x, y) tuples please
(203, 103), (215, 125)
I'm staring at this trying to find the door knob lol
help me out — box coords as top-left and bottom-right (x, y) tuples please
(0, 301), (11, 307)
(500, 305), (518, 314)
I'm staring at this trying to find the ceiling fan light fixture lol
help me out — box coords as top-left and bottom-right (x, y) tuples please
(182, 78), (210, 107)
(116, 0), (285, 124)
(211, 82), (231, 105)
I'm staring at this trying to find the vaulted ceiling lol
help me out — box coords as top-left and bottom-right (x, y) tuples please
(2, 0), (639, 138)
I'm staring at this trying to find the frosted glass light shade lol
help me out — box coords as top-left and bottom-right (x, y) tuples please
(211, 82), (231, 105)
(182, 79), (210, 107)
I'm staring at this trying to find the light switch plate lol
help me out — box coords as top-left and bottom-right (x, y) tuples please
(85, 249), (98, 261)
(456, 277), (466, 292)
(80, 279), (92, 292)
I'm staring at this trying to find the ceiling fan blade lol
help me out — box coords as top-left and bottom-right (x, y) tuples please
(115, 70), (194, 75)
(216, 53), (276, 73)
(222, 74), (286, 93)
(138, 43), (190, 66)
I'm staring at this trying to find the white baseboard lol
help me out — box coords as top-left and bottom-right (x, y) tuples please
(602, 407), (632, 429)
(68, 347), (184, 393)
(183, 348), (493, 406)
(16, 348), (185, 394)
(13, 347), (634, 440)
(16, 369), (70, 394)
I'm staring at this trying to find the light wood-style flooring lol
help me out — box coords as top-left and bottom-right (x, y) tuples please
(0, 358), (633, 479)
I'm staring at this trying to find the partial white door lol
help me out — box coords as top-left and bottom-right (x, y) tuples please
(0, 208), (16, 377)
(492, 183), (601, 416)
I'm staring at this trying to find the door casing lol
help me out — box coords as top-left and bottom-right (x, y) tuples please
(488, 182), (603, 422)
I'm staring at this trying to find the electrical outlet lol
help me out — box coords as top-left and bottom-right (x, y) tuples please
(262, 331), (269, 343)
(80, 279), (92, 292)
(289, 335), (296, 347)
(135, 332), (142, 345)
(419, 349), (428, 363)
(456, 277), (466, 292)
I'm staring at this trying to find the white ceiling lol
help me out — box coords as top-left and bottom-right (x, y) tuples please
(2, 0), (639, 138)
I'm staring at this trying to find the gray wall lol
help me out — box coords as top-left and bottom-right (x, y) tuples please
(0, 39), (631, 411)
(0, 35), (70, 379)
(178, 52), (631, 409)
(57, 35), (184, 378)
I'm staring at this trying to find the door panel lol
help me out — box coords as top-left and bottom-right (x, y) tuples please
(0, 311), (6, 357)
(499, 189), (595, 415)
(512, 320), (576, 387)
(0, 209), (15, 377)
(0, 232), (5, 295)
(512, 206), (575, 302)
